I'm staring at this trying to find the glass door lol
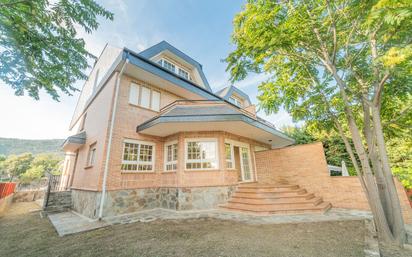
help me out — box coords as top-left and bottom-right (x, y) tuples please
(240, 147), (253, 182)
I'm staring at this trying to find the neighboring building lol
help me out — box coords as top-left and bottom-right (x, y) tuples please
(60, 41), (412, 223)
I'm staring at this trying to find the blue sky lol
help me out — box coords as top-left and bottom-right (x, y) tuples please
(0, 0), (293, 139)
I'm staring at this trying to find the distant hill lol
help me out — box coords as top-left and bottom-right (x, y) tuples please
(0, 138), (64, 156)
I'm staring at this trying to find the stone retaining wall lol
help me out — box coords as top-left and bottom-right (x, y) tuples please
(13, 191), (44, 202)
(72, 185), (236, 219)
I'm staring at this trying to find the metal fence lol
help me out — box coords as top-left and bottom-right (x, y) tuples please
(0, 182), (16, 199)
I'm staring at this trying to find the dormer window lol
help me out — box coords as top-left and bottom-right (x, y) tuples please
(178, 68), (189, 80)
(157, 58), (192, 81)
(229, 96), (243, 107)
(158, 59), (175, 72)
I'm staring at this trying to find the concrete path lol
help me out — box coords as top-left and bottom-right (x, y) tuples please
(103, 208), (374, 225)
(48, 211), (108, 237)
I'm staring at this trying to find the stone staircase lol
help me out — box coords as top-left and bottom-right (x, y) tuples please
(220, 183), (331, 215)
(43, 191), (72, 213)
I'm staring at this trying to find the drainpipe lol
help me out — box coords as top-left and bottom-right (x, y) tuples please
(98, 57), (129, 220)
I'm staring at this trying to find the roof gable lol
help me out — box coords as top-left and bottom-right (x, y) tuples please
(139, 41), (211, 91)
(216, 86), (252, 106)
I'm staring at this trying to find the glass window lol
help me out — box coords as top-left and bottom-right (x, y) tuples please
(178, 68), (189, 80)
(185, 140), (218, 170)
(129, 83), (161, 111)
(121, 140), (155, 172)
(229, 96), (243, 107)
(140, 86), (151, 109)
(225, 143), (234, 169)
(164, 142), (178, 171)
(129, 83), (140, 105)
(162, 59), (175, 72)
(87, 143), (97, 167)
(151, 90), (160, 112)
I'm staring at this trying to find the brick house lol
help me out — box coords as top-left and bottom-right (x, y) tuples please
(60, 41), (412, 222)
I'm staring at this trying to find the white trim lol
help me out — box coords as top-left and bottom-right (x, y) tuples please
(239, 146), (253, 182)
(224, 142), (235, 170)
(224, 139), (254, 182)
(164, 140), (178, 172)
(124, 139), (156, 145)
(121, 139), (156, 173)
(128, 82), (161, 112)
(224, 139), (250, 148)
(184, 138), (219, 171)
(99, 59), (128, 219)
(158, 57), (193, 81)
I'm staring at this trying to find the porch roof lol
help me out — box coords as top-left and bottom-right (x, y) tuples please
(136, 101), (295, 148)
(62, 131), (86, 152)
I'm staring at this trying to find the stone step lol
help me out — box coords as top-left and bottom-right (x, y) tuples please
(236, 187), (302, 193)
(231, 192), (315, 200)
(229, 196), (322, 206)
(238, 183), (299, 189)
(233, 188), (307, 198)
(220, 202), (332, 215)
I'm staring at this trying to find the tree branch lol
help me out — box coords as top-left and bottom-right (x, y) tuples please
(373, 72), (390, 106)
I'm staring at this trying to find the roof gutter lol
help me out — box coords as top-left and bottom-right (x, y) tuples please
(98, 57), (129, 220)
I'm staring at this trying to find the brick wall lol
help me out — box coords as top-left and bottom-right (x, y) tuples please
(255, 142), (412, 224)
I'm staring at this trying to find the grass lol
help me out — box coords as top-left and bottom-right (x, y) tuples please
(0, 202), (408, 257)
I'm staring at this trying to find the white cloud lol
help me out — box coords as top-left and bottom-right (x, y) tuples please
(0, 82), (79, 139)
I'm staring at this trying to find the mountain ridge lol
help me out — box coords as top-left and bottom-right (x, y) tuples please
(0, 137), (64, 156)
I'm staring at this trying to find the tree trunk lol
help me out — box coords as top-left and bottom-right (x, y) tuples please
(371, 106), (406, 244)
(362, 101), (395, 232)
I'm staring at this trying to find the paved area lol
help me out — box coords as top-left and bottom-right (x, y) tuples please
(103, 207), (374, 225)
(48, 211), (108, 236)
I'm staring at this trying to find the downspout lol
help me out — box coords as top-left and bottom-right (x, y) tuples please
(98, 57), (129, 220)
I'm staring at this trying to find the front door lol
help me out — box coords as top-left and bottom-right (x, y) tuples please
(240, 147), (253, 182)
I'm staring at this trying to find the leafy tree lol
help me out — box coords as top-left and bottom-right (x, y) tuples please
(20, 154), (62, 183)
(388, 138), (412, 190)
(227, 0), (412, 245)
(282, 126), (316, 145)
(0, 155), (6, 179)
(0, 0), (113, 100)
(2, 153), (33, 180)
(283, 126), (356, 175)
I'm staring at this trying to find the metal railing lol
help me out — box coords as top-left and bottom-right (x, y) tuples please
(328, 161), (350, 176)
(43, 173), (65, 209)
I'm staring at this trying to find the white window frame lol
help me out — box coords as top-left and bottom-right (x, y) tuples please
(121, 139), (156, 172)
(160, 59), (176, 73)
(86, 142), (97, 167)
(229, 95), (243, 107)
(158, 58), (192, 81)
(184, 138), (219, 171)
(164, 140), (178, 172)
(129, 82), (161, 112)
(225, 142), (235, 170)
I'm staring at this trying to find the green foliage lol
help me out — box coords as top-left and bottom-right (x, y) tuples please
(0, 153), (62, 182)
(0, 137), (64, 156)
(282, 126), (316, 145)
(20, 154), (62, 183)
(283, 126), (356, 175)
(226, 0), (412, 186)
(2, 153), (34, 179)
(387, 138), (412, 189)
(0, 0), (113, 100)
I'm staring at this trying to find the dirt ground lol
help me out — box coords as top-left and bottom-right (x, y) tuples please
(0, 202), (409, 257)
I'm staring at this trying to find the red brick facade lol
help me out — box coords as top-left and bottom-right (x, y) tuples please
(255, 142), (412, 224)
